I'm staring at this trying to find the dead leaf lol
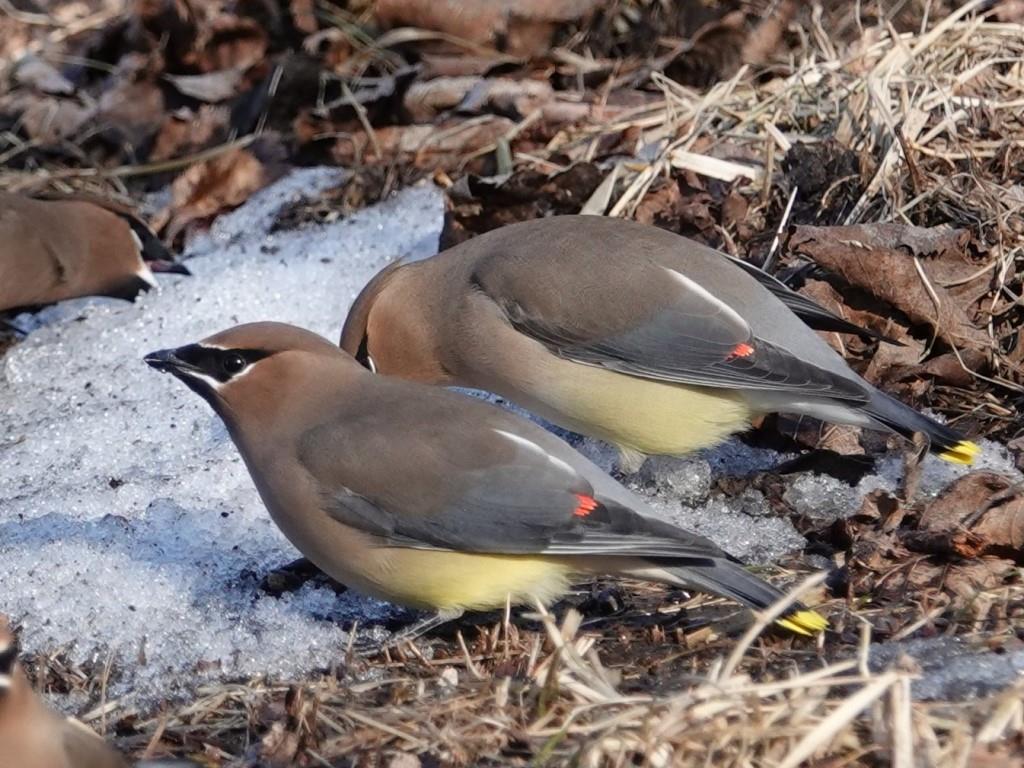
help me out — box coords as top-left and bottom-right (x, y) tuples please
(404, 75), (550, 123)
(375, 0), (600, 56)
(441, 162), (603, 246)
(634, 179), (684, 229)
(663, 11), (746, 87)
(133, 0), (197, 69)
(4, 93), (95, 142)
(420, 53), (521, 80)
(943, 558), (1017, 601)
(97, 73), (166, 149)
(329, 116), (514, 169)
(158, 148), (267, 243)
(165, 69), (245, 103)
(150, 106), (228, 161)
(741, 0), (797, 65)
(721, 191), (749, 233)
(783, 140), (863, 223)
(993, 0), (1024, 22)
(14, 55), (75, 95)
(788, 222), (990, 350)
(915, 350), (986, 388)
(919, 472), (1024, 559)
(290, 0), (317, 35)
(966, 741), (1024, 768)
(97, 53), (167, 151)
(864, 334), (926, 385)
(903, 527), (987, 559)
(191, 15), (268, 72)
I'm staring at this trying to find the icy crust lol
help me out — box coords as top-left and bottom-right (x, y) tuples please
(782, 440), (1020, 525)
(1, 168), (1019, 708)
(869, 637), (1024, 700)
(0, 170), (438, 704)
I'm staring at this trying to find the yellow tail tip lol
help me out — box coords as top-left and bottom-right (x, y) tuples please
(939, 440), (979, 465)
(775, 609), (829, 636)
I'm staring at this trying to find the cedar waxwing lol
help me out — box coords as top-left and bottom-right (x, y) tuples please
(339, 216), (978, 471)
(145, 322), (827, 636)
(0, 617), (128, 768)
(0, 192), (189, 314)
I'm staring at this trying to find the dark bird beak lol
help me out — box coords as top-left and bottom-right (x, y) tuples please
(148, 259), (191, 276)
(145, 344), (219, 403)
(144, 347), (187, 374)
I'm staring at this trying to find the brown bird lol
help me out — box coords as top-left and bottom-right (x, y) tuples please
(145, 322), (827, 637)
(339, 215), (977, 471)
(0, 192), (188, 314)
(0, 617), (128, 768)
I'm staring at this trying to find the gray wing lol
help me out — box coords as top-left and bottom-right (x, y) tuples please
(301, 384), (731, 562)
(471, 249), (868, 403)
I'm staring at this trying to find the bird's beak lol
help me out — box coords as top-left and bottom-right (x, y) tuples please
(145, 344), (220, 402)
(148, 259), (191, 276)
(144, 347), (191, 376)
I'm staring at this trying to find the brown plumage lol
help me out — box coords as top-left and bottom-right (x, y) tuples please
(0, 192), (187, 314)
(0, 617), (127, 768)
(339, 215), (977, 469)
(145, 322), (827, 636)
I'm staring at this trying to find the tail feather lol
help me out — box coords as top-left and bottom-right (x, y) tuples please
(646, 560), (828, 636)
(864, 389), (978, 465)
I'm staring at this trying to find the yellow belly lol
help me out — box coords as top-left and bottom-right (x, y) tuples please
(332, 545), (575, 612)
(518, 360), (754, 457)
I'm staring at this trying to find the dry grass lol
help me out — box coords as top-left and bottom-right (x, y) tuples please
(80, 575), (1022, 766)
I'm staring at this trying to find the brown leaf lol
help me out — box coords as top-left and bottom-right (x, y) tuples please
(98, 77), (166, 149)
(863, 334), (926, 386)
(800, 279), (911, 358)
(403, 76), (552, 123)
(375, 0), (600, 56)
(916, 349), (986, 388)
(260, 721), (300, 766)
(788, 223), (990, 350)
(290, 0), (317, 34)
(856, 489), (902, 524)
(741, 0), (796, 65)
(329, 117), (514, 170)
(966, 741), (1024, 768)
(993, 0), (1024, 22)
(165, 69), (245, 103)
(943, 558), (1017, 601)
(634, 180), (684, 229)
(150, 106), (229, 161)
(663, 11), (746, 87)
(191, 15), (268, 72)
(919, 472), (1024, 559)
(420, 53), (521, 79)
(903, 528), (987, 559)
(133, 0), (196, 69)
(159, 148), (267, 243)
(721, 191), (748, 233)
(3, 93), (95, 142)
(14, 55), (75, 95)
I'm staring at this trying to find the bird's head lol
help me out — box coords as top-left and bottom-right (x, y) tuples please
(144, 322), (357, 428)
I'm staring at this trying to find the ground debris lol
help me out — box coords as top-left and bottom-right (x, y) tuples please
(788, 222), (989, 351)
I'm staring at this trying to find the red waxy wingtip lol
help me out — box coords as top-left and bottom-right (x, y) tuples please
(726, 342), (755, 361)
(573, 493), (599, 517)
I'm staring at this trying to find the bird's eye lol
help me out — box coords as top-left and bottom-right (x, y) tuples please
(222, 352), (247, 375)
